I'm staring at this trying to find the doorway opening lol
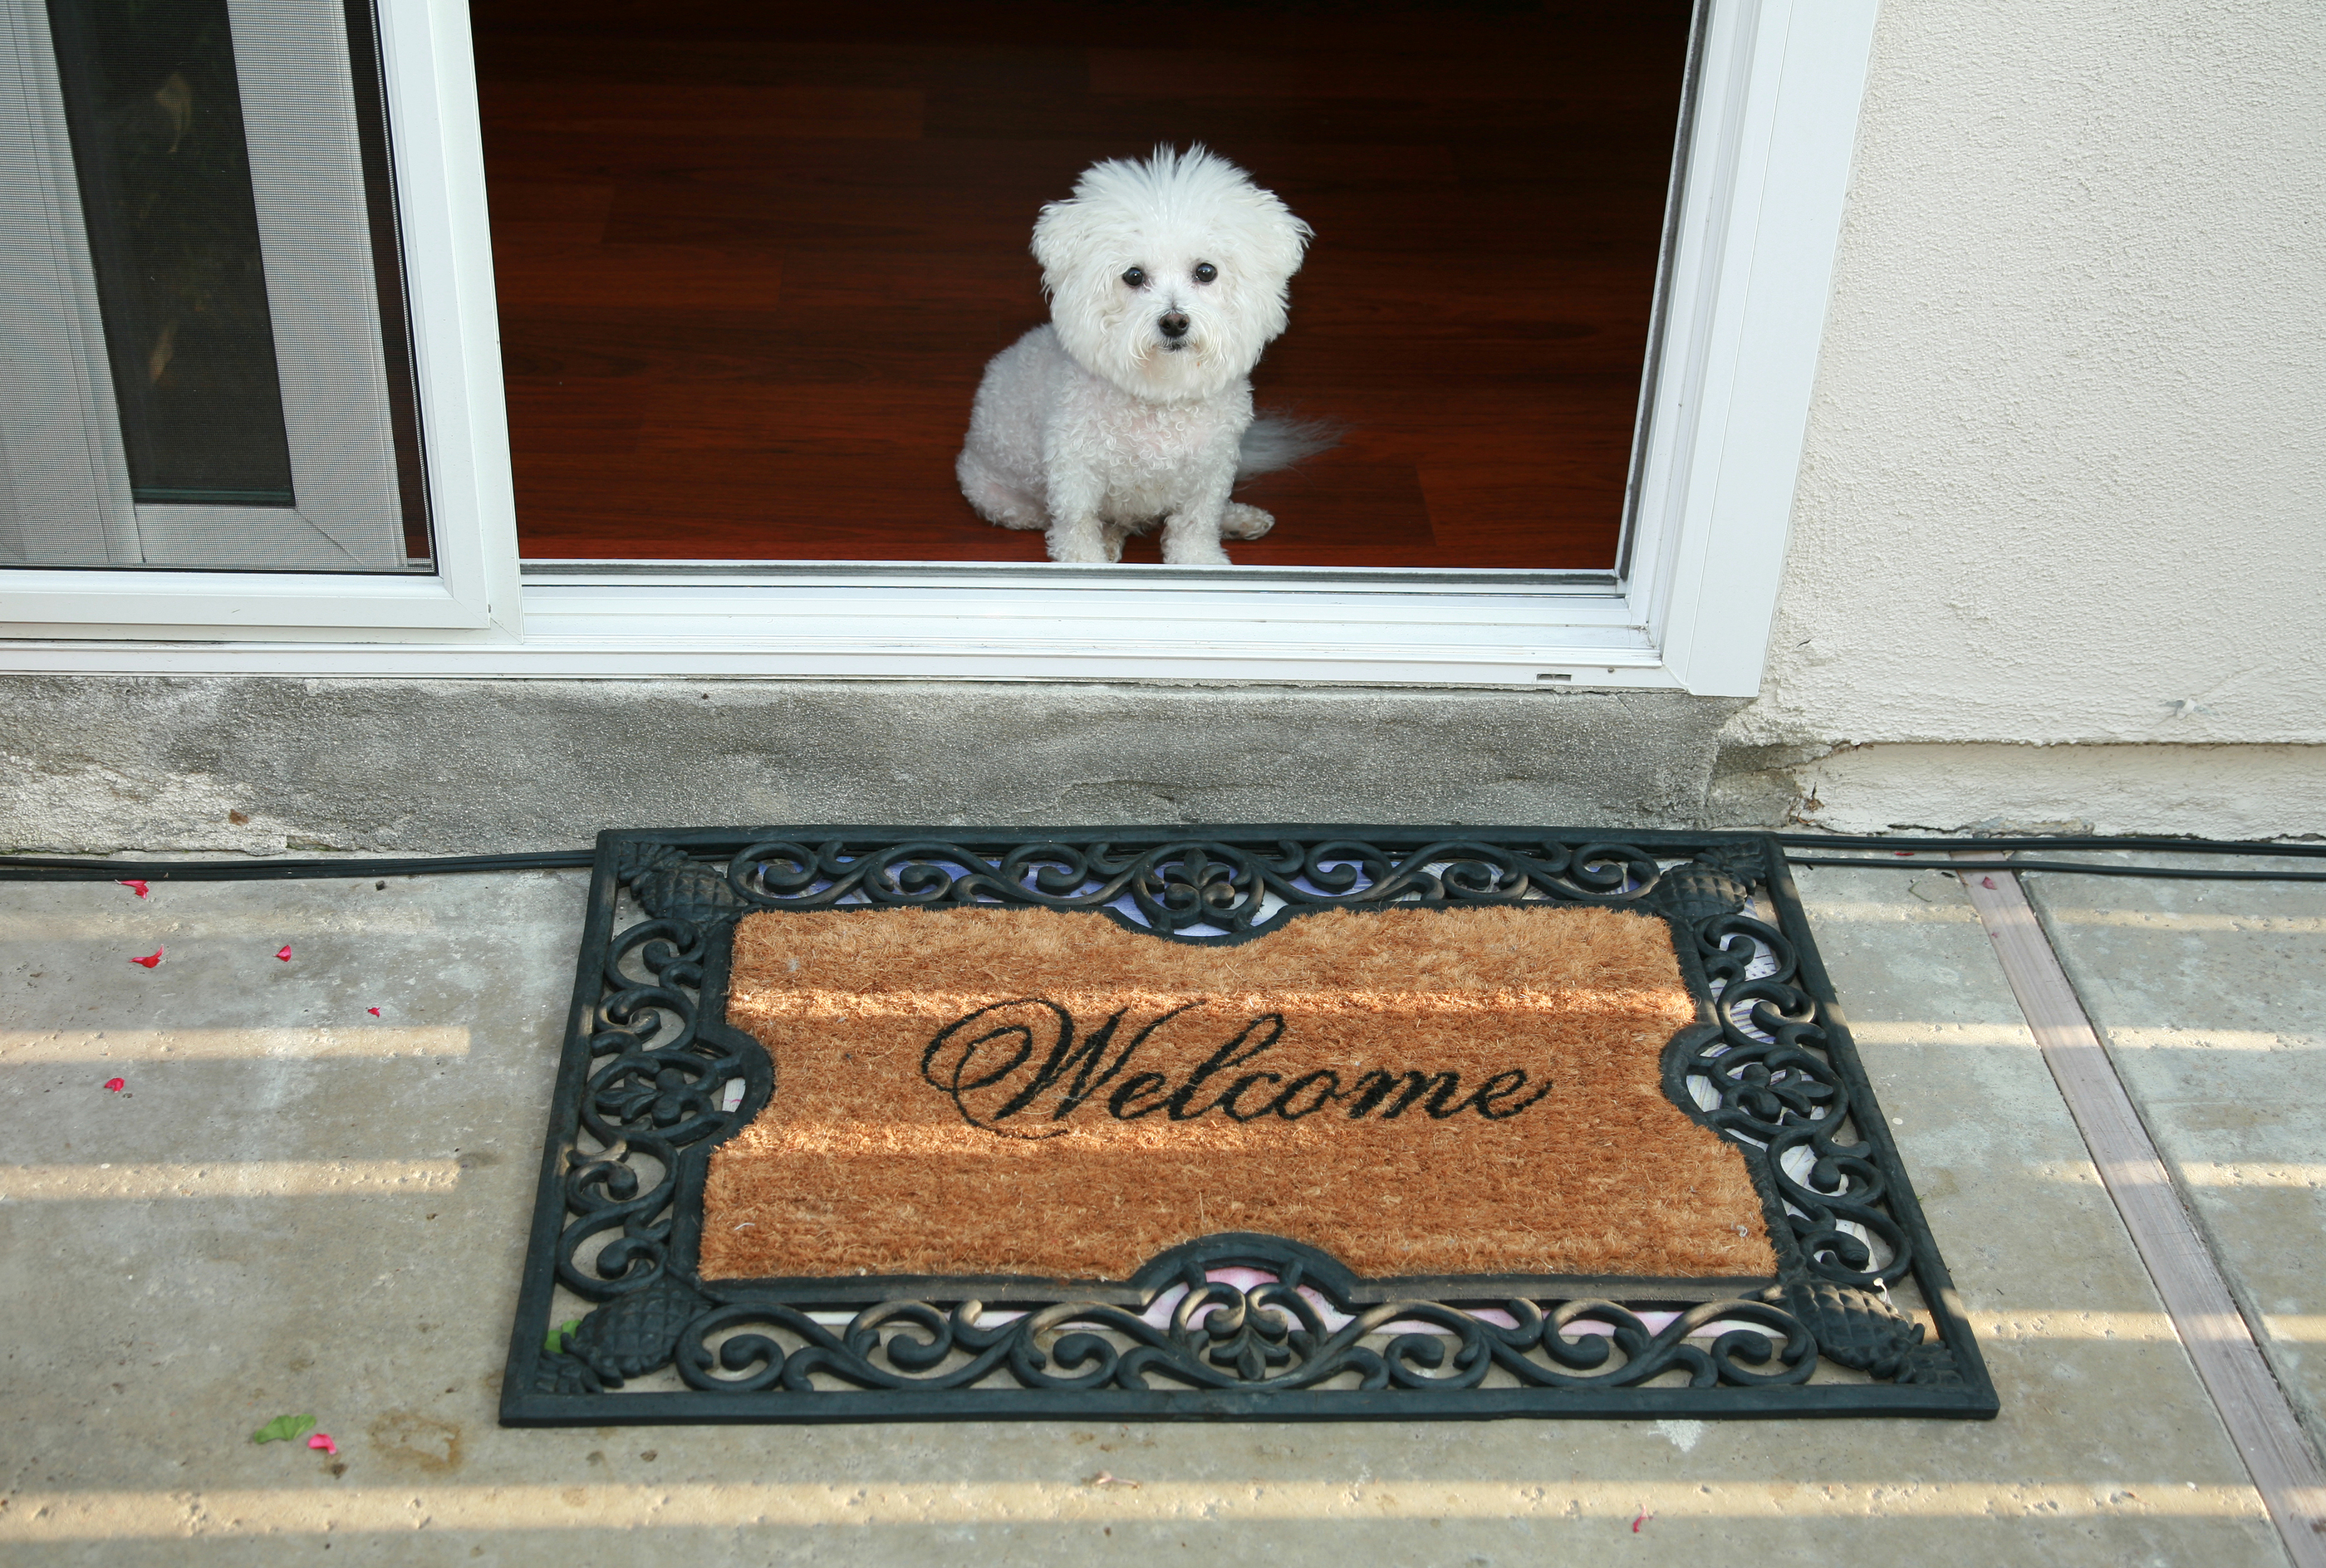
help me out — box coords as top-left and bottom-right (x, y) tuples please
(474, 0), (1693, 569)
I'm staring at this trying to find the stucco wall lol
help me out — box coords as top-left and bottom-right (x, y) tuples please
(1723, 1), (2325, 834)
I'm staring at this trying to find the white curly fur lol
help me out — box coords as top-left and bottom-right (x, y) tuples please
(956, 145), (1313, 565)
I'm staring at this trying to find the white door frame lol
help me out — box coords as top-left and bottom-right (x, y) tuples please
(0, 0), (1874, 697)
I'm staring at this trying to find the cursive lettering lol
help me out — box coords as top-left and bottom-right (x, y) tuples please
(921, 997), (1551, 1135)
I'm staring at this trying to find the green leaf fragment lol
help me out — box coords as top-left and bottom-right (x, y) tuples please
(252, 1413), (316, 1445)
(544, 1318), (582, 1354)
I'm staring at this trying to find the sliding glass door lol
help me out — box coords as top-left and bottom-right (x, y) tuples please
(0, 0), (427, 571)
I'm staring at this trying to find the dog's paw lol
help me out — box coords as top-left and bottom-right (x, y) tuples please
(1161, 537), (1233, 566)
(1047, 530), (1112, 564)
(1222, 502), (1275, 540)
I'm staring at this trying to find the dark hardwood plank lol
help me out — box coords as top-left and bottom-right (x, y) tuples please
(492, 244), (785, 311)
(482, 82), (925, 141)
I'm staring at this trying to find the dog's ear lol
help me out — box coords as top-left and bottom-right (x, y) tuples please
(1248, 199), (1314, 287)
(1031, 194), (1096, 300)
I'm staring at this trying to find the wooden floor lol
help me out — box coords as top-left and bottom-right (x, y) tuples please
(473, 1), (1691, 568)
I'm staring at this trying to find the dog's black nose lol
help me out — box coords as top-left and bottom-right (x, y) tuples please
(1158, 312), (1190, 340)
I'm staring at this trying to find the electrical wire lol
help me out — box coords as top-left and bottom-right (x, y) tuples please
(0, 850), (593, 882)
(1775, 831), (2324, 858)
(2, 832), (2322, 884)
(1777, 830), (2326, 881)
(1782, 855), (2326, 884)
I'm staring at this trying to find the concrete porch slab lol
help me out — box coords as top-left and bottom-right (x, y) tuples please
(0, 860), (2295, 1565)
(2024, 855), (2326, 1455)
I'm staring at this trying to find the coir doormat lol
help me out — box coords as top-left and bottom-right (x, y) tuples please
(503, 828), (1997, 1424)
(704, 904), (1770, 1281)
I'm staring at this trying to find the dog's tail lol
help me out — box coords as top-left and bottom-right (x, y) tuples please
(1236, 414), (1344, 481)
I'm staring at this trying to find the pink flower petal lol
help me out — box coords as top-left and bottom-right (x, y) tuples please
(104, 1077), (125, 1092)
(130, 948), (163, 968)
(118, 880), (150, 898)
(307, 1433), (337, 1455)
(276, 945), (293, 962)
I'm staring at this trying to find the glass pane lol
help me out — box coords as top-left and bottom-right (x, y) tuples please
(45, 0), (296, 507)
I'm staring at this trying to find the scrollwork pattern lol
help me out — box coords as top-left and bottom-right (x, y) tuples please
(657, 1276), (1812, 1397)
(533, 1243), (1818, 1398)
(1676, 911), (1909, 1287)
(720, 836), (1674, 936)
(513, 831), (1989, 1417)
(556, 910), (766, 1301)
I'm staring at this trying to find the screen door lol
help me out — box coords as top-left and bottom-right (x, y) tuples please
(0, 0), (428, 571)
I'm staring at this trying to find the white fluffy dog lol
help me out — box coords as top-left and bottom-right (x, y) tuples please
(957, 145), (1322, 565)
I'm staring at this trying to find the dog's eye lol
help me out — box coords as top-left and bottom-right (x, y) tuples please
(1121, 267), (1146, 288)
(1193, 262), (1218, 284)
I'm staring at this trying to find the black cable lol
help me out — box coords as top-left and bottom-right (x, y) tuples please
(0, 850), (593, 882)
(1783, 855), (2326, 884)
(1776, 831), (2324, 858)
(2, 833), (2319, 884)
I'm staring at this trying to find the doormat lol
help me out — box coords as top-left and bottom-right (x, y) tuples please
(705, 904), (1772, 1281)
(503, 828), (1997, 1424)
